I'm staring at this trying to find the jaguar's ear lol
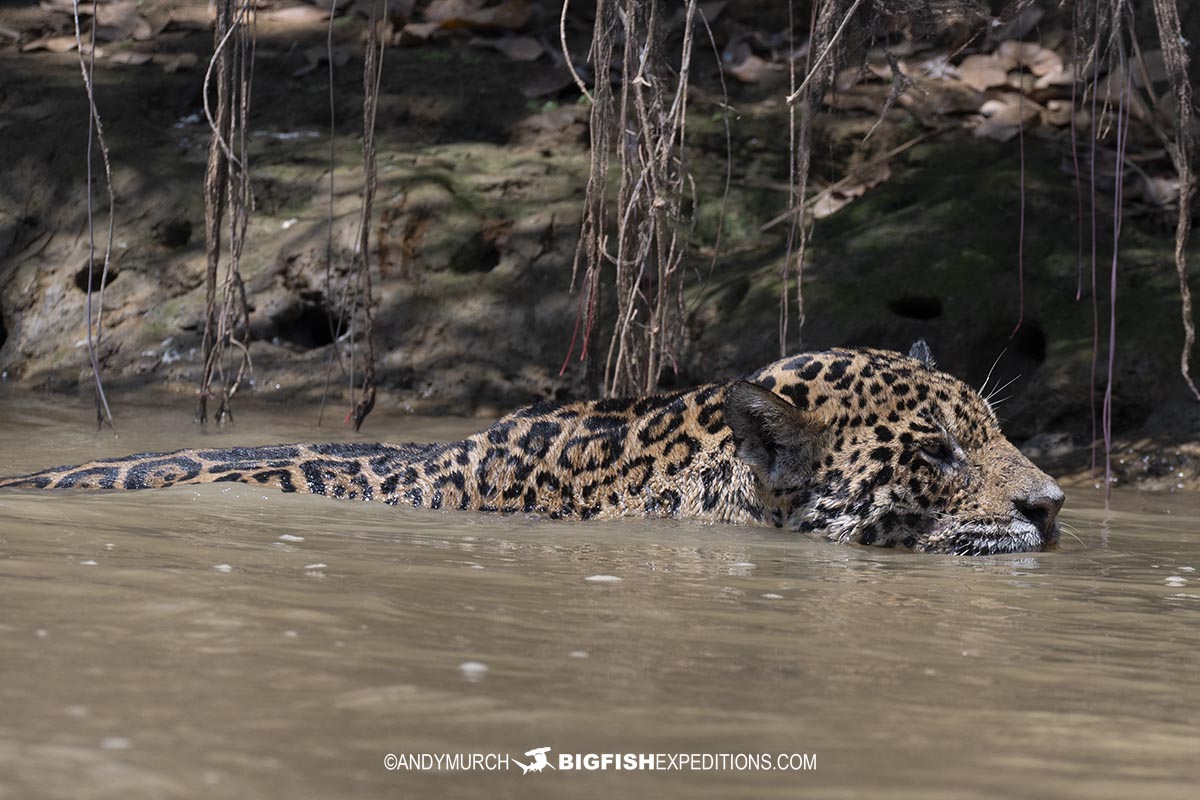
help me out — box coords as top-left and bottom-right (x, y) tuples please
(908, 339), (936, 368)
(724, 381), (828, 483)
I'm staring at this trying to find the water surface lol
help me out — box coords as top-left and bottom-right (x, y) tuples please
(1, 393), (1198, 798)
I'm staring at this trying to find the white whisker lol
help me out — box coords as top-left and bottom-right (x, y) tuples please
(979, 347), (1009, 398)
(1060, 529), (1085, 547)
(983, 373), (1021, 404)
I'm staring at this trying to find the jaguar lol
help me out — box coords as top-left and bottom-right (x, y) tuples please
(0, 342), (1064, 555)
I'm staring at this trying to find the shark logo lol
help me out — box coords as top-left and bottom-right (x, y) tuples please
(513, 746), (554, 774)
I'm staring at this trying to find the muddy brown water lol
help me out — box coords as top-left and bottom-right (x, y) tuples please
(1, 392), (1198, 799)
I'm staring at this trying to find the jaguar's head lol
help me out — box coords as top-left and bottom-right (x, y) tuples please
(725, 343), (1064, 555)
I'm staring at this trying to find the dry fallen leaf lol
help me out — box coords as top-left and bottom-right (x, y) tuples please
(866, 53), (913, 81)
(313, 0), (417, 18)
(905, 77), (984, 115)
(835, 65), (867, 92)
(823, 84), (891, 114)
(263, 4), (331, 25)
(424, 0), (481, 21)
(870, 39), (924, 59)
(994, 40), (1042, 70)
(981, 95), (1041, 123)
(1043, 99), (1078, 127)
(107, 50), (153, 65)
(843, 162), (892, 198)
(95, 0), (154, 42)
(956, 54), (1007, 92)
(811, 193), (853, 219)
(425, 0), (532, 32)
(1025, 47), (1063, 78)
(810, 161), (892, 220)
(1033, 64), (1078, 90)
(484, 0), (532, 29)
(400, 21), (442, 40)
(161, 52), (199, 73)
(726, 54), (780, 84)
(914, 55), (954, 81)
(971, 94), (1043, 141)
(20, 34), (79, 53)
(38, 0), (95, 16)
(992, 40), (1064, 79)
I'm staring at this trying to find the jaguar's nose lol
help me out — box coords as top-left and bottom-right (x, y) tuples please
(1014, 484), (1065, 539)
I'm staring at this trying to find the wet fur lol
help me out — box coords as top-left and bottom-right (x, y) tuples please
(0, 347), (1063, 554)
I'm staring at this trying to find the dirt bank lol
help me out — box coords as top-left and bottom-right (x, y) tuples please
(0, 1), (1197, 488)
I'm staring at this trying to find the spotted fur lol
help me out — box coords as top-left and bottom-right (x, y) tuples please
(0, 345), (1064, 554)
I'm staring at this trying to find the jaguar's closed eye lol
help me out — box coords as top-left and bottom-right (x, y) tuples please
(919, 439), (957, 464)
